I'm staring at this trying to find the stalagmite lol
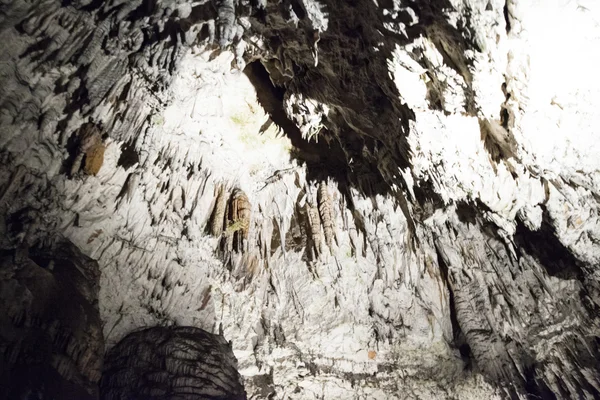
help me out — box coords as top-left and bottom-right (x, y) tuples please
(100, 326), (246, 400)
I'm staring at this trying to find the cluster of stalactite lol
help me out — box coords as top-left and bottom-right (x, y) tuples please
(208, 179), (338, 267)
(209, 186), (252, 256)
(0, 0), (599, 398)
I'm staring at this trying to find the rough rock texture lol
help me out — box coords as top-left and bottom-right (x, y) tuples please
(100, 326), (246, 400)
(1, 0), (600, 399)
(0, 239), (103, 400)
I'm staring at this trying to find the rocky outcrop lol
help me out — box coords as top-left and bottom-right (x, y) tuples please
(431, 208), (600, 398)
(0, 239), (103, 400)
(100, 326), (246, 400)
(0, 0), (599, 399)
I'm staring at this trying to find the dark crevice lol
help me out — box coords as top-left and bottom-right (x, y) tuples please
(117, 140), (140, 170)
(289, 0), (307, 20)
(434, 242), (472, 369)
(125, 0), (159, 22)
(523, 364), (557, 400)
(61, 130), (82, 175)
(188, 2), (218, 27)
(243, 60), (388, 197)
(514, 209), (583, 281)
(503, 1), (512, 33)
(115, 173), (134, 202)
(77, 0), (105, 13)
(411, 184), (445, 222)
(500, 106), (510, 130)
(455, 201), (478, 225)
(270, 217), (281, 256)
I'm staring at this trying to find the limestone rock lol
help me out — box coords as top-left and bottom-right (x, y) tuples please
(0, 0), (599, 398)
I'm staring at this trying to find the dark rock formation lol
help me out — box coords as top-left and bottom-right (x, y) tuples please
(432, 209), (600, 398)
(100, 326), (247, 400)
(0, 240), (103, 400)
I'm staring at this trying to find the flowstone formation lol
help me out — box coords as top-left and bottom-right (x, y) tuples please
(1, 0), (600, 398)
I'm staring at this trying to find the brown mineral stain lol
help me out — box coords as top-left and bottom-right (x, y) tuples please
(84, 142), (106, 175)
(87, 229), (103, 244)
(368, 350), (376, 360)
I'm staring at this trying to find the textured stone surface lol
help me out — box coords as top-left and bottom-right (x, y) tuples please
(0, 0), (599, 398)
(0, 240), (103, 400)
(100, 326), (246, 400)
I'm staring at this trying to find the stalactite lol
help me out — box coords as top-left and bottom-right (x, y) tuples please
(222, 188), (251, 255)
(0, 0), (598, 398)
(210, 184), (228, 237)
(305, 200), (323, 260)
(317, 181), (335, 251)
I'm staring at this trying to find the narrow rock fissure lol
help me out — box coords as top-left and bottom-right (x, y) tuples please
(503, 1), (512, 33)
(434, 242), (473, 368)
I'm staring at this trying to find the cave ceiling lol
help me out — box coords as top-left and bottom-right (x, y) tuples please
(1, 0), (600, 398)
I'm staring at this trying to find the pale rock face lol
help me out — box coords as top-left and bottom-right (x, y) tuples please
(0, 0), (599, 399)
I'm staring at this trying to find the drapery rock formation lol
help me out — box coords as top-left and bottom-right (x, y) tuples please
(1, 0), (600, 398)
(100, 326), (247, 400)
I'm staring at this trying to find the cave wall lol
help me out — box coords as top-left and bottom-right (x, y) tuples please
(0, 239), (104, 400)
(0, 0), (599, 398)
